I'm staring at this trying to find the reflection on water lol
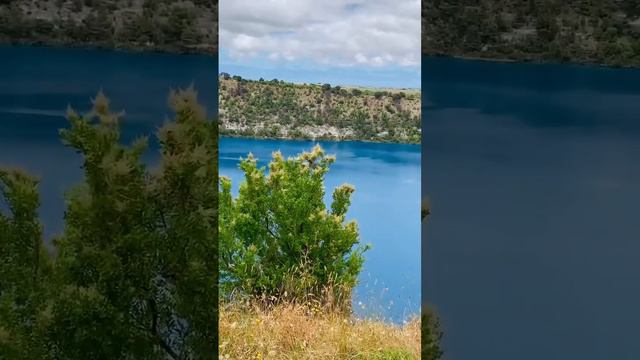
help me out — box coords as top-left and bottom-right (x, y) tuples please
(423, 56), (640, 359)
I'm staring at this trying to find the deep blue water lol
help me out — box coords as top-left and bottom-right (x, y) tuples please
(423, 56), (640, 359)
(0, 45), (217, 239)
(221, 137), (421, 323)
(0, 46), (421, 323)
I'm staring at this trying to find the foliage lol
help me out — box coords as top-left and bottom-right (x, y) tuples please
(420, 198), (443, 360)
(219, 76), (421, 144)
(0, 170), (51, 360)
(0, 0), (217, 54)
(422, 197), (431, 221)
(423, 0), (640, 66)
(219, 145), (368, 309)
(422, 308), (443, 360)
(0, 88), (218, 359)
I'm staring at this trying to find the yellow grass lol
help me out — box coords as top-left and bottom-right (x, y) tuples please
(219, 303), (420, 360)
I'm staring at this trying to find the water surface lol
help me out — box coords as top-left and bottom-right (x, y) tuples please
(0, 46), (420, 323)
(423, 56), (640, 359)
(0, 45), (217, 239)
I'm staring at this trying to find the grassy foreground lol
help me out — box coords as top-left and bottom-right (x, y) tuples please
(219, 303), (420, 359)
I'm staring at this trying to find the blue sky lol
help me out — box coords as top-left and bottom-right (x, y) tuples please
(219, 0), (420, 89)
(219, 50), (420, 89)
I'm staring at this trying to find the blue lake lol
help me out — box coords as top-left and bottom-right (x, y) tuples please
(220, 137), (421, 323)
(423, 56), (640, 359)
(0, 46), (421, 323)
(0, 45), (217, 239)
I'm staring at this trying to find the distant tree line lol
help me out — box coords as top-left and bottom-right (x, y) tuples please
(423, 0), (640, 66)
(219, 75), (421, 144)
(0, 0), (217, 54)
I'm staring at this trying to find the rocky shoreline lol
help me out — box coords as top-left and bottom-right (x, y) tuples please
(0, 37), (216, 56)
(425, 51), (640, 69)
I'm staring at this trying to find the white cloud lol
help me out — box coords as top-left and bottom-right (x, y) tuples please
(220, 0), (420, 68)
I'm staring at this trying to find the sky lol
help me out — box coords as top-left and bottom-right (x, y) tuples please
(219, 0), (421, 89)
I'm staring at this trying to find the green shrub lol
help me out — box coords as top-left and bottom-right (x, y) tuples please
(219, 145), (369, 309)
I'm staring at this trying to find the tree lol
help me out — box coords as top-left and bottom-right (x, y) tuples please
(0, 170), (51, 360)
(352, 109), (370, 138)
(0, 88), (218, 359)
(219, 145), (368, 309)
(180, 23), (202, 46)
(420, 199), (443, 360)
(536, 11), (559, 42)
(120, 14), (154, 44)
(421, 197), (430, 221)
(82, 8), (113, 42)
(422, 308), (444, 360)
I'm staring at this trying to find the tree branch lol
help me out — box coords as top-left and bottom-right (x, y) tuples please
(149, 298), (179, 360)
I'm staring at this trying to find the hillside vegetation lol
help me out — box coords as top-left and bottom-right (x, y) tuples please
(423, 0), (640, 66)
(219, 75), (421, 144)
(0, 0), (217, 54)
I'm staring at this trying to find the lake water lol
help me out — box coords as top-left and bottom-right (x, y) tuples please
(423, 56), (640, 359)
(0, 45), (217, 239)
(220, 137), (421, 323)
(0, 46), (420, 323)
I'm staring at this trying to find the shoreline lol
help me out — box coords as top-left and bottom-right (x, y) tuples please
(219, 133), (420, 146)
(424, 52), (640, 70)
(0, 38), (217, 57)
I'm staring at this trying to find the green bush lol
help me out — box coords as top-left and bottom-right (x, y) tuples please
(219, 145), (369, 309)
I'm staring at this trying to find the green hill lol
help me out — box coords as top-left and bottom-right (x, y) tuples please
(423, 0), (640, 66)
(0, 0), (217, 54)
(219, 75), (421, 144)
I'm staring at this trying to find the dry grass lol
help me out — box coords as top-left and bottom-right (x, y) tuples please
(219, 302), (420, 360)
